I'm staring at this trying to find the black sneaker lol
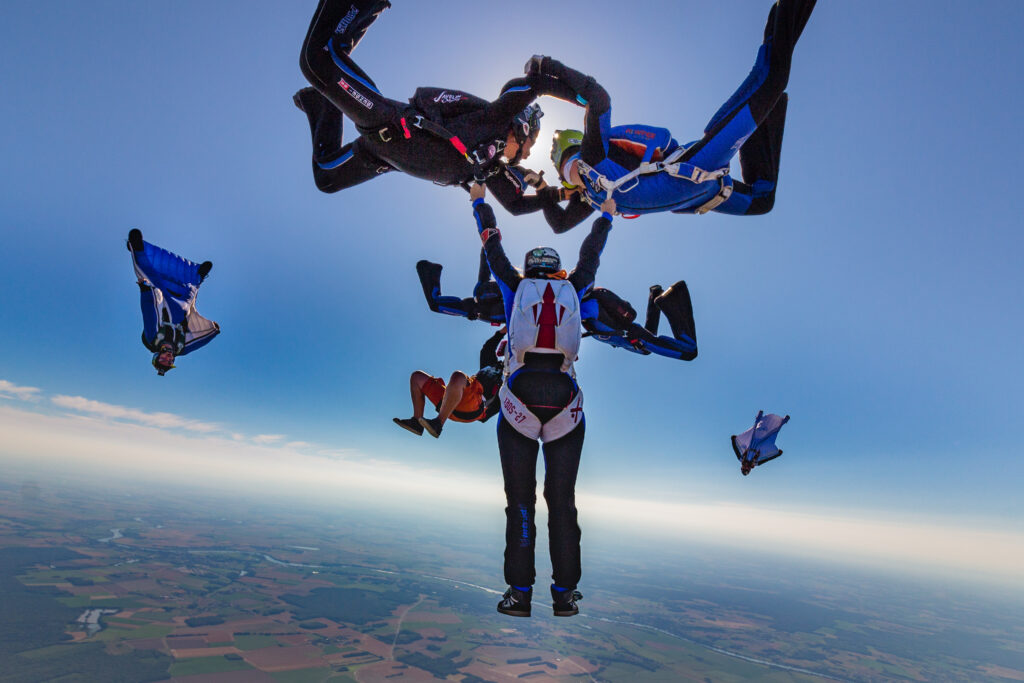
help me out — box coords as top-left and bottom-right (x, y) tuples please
(419, 416), (444, 439)
(392, 417), (423, 436)
(128, 228), (144, 252)
(551, 586), (582, 617)
(497, 587), (532, 617)
(198, 261), (213, 282)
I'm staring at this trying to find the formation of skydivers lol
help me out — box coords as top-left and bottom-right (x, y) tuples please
(125, 0), (807, 619)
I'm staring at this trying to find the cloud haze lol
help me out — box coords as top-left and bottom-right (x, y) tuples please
(2, 379), (1021, 591)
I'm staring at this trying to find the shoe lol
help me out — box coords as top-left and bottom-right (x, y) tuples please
(392, 417), (423, 436)
(292, 86), (319, 114)
(497, 587), (532, 617)
(198, 261), (213, 282)
(419, 416), (444, 439)
(128, 229), (144, 252)
(551, 586), (582, 617)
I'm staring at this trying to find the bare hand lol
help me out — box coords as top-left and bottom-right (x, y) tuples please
(470, 183), (486, 201)
(600, 197), (616, 215)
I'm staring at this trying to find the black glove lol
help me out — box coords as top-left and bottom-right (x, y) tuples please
(524, 55), (546, 75)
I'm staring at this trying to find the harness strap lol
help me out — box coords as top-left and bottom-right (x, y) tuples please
(578, 143), (730, 201)
(693, 178), (733, 214)
(377, 109), (506, 182)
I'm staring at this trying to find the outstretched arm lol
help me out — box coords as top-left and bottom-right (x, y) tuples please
(471, 184), (521, 299)
(483, 71), (581, 126)
(541, 189), (595, 233)
(527, 56), (611, 165)
(479, 328), (506, 370)
(568, 198), (615, 295)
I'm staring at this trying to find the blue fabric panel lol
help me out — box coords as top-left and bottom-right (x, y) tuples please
(705, 44), (770, 134)
(328, 39), (381, 94)
(688, 105), (757, 172)
(317, 149), (354, 170)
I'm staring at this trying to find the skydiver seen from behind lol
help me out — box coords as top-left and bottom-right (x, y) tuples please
(295, 0), (586, 215)
(127, 229), (219, 376)
(536, 0), (816, 230)
(471, 182), (614, 618)
(393, 328), (506, 438)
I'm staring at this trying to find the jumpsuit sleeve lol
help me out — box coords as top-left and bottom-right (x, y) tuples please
(534, 57), (611, 165)
(473, 198), (521, 295)
(568, 212), (613, 296)
(540, 189), (596, 234)
(476, 247), (492, 285)
(479, 329), (506, 370)
(485, 167), (544, 216)
(481, 72), (582, 126)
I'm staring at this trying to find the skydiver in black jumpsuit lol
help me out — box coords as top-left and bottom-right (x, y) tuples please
(296, 0), (584, 215)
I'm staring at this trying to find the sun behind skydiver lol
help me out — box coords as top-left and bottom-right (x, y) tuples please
(532, 0), (817, 231)
(295, 0), (593, 215)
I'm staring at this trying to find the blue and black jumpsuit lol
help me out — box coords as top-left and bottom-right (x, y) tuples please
(538, 0), (816, 231)
(582, 282), (698, 362)
(474, 195), (612, 593)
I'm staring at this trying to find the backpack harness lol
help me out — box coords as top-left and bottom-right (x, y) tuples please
(374, 109), (506, 183)
(576, 141), (733, 215)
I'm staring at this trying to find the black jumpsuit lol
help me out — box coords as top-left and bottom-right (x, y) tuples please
(298, 0), (580, 214)
(474, 198), (612, 591)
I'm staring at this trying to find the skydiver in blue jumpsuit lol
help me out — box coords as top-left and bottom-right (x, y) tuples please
(582, 282), (697, 362)
(127, 229), (219, 376)
(535, 0), (816, 231)
(416, 254), (697, 362)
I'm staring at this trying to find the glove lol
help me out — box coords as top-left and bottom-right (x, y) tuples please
(523, 55), (546, 75)
(522, 170), (545, 189)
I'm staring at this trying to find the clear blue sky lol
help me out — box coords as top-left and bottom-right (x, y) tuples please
(1, 2), (1022, 581)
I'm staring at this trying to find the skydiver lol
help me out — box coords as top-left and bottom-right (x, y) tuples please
(733, 411), (790, 475)
(534, 0), (816, 231)
(295, 0), (586, 214)
(415, 250), (505, 325)
(127, 229), (219, 376)
(417, 253), (698, 362)
(393, 328), (506, 438)
(470, 182), (614, 618)
(582, 282), (698, 362)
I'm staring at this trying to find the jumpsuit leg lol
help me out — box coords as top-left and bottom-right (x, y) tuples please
(299, 0), (397, 130)
(685, 0), (815, 173)
(713, 93), (788, 215)
(297, 0), (398, 192)
(498, 416), (540, 589)
(541, 421), (585, 590)
(645, 285), (664, 335)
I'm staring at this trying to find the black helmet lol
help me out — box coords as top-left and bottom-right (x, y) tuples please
(524, 246), (561, 277)
(151, 342), (176, 376)
(511, 103), (543, 145)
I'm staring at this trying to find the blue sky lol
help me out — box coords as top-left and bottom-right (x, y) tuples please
(2, 2), (1023, 586)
